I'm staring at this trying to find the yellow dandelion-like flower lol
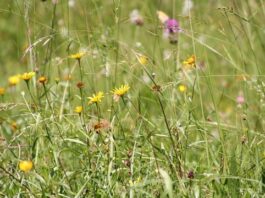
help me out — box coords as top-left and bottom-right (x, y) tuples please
(183, 55), (196, 68)
(111, 84), (130, 102)
(69, 52), (85, 60)
(178, 84), (187, 92)
(21, 72), (35, 81)
(74, 106), (83, 113)
(0, 87), (5, 95)
(112, 84), (130, 97)
(88, 91), (104, 105)
(38, 76), (47, 84)
(137, 54), (148, 65)
(8, 75), (21, 86)
(19, 160), (33, 172)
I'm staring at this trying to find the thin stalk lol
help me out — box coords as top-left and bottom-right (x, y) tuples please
(25, 81), (37, 108)
(156, 94), (182, 177)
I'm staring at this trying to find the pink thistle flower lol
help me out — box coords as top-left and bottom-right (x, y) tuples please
(163, 19), (180, 44)
(165, 19), (179, 33)
(236, 95), (245, 105)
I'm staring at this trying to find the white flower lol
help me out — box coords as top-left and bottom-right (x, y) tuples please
(182, 0), (193, 16)
(69, 0), (75, 7)
(129, 9), (143, 25)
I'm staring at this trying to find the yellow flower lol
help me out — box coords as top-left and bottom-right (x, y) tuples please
(74, 106), (83, 113)
(129, 177), (141, 187)
(137, 54), (148, 65)
(183, 55), (196, 68)
(112, 84), (130, 97)
(21, 72), (35, 81)
(19, 160), (33, 172)
(157, 10), (169, 23)
(178, 84), (187, 92)
(111, 84), (130, 102)
(88, 91), (104, 105)
(69, 52), (85, 60)
(38, 76), (47, 84)
(8, 75), (21, 86)
(0, 87), (5, 95)
(11, 121), (18, 131)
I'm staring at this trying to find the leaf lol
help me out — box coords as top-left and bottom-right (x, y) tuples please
(64, 138), (86, 145)
(74, 179), (90, 198)
(227, 148), (240, 197)
(0, 103), (22, 111)
(157, 168), (173, 198)
(262, 167), (265, 194)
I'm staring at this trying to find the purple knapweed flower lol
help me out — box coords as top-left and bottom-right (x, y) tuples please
(165, 19), (179, 33)
(164, 18), (180, 44)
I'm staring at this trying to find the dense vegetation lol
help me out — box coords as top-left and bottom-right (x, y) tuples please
(0, 0), (265, 197)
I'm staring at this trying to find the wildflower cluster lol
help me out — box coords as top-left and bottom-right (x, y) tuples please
(87, 84), (130, 106)
(7, 71), (36, 87)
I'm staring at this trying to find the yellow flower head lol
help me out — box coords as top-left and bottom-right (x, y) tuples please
(178, 84), (187, 92)
(74, 106), (83, 113)
(0, 87), (5, 95)
(112, 84), (130, 97)
(183, 55), (196, 68)
(111, 84), (130, 102)
(11, 121), (18, 131)
(21, 72), (35, 81)
(8, 75), (21, 86)
(88, 91), (104, 105)
(19, 160), (33, 172)
(38, 76), (47, 84)
(137, 54), (148, 65)
(69, 52), (85, 60)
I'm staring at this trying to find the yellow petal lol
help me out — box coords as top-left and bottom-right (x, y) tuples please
(157, 11), (169, 23)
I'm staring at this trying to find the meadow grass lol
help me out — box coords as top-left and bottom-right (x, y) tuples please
(0, 0), (265, 197)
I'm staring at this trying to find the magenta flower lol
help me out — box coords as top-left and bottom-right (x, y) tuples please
(163, 18), (180, 44)
(165, 19), (179, 33)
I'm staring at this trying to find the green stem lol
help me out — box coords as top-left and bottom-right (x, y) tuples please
(25, 81), (37, 108)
